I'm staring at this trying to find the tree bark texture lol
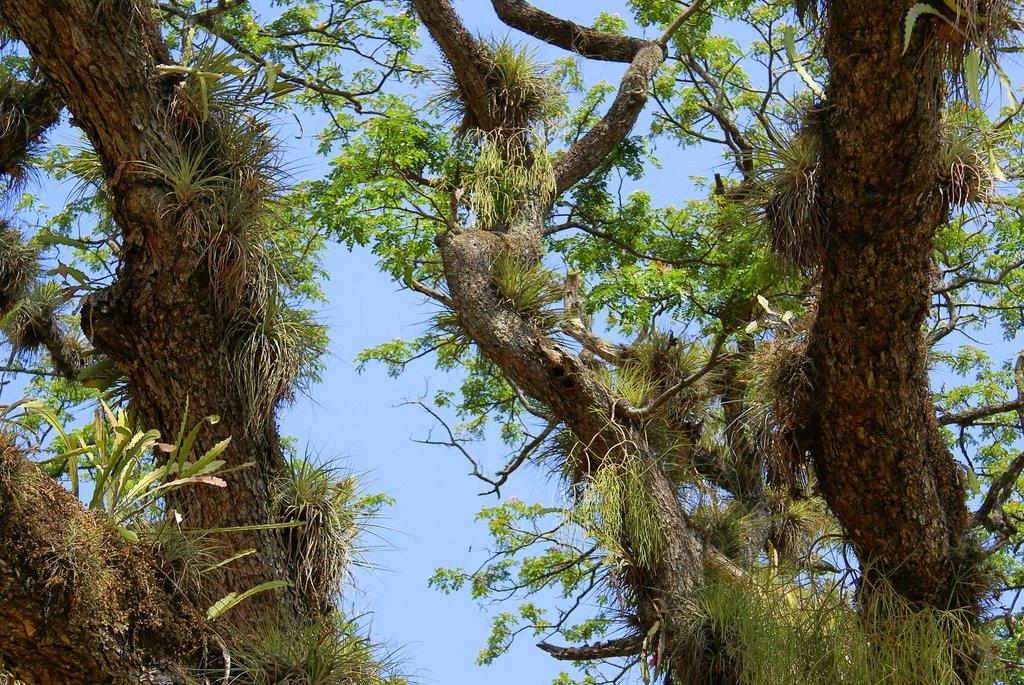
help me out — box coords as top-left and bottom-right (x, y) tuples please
(0, 438), (202, 684)
(438, 224), (712, 681)
(0, 0), (303, 622)
(490, 0), (647, 63)
(810, 0), (975, 608)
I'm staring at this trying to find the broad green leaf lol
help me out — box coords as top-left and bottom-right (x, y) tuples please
(903, 4), (946, 54)
(207, 580), (290, 620)
(783, 26), (823, 97)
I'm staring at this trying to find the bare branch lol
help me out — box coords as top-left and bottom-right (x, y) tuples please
(410, 0), (498, 132)
(554, 43), (663, 193)
(405, 398), (556, 496)
(975, 450), (1024, 533)
(154, 0), (245, 25)
(938, 398), (1024, 426)
(404, 276), (454, 309)
(490, 0), (647, 62)
(657, 0), (710, 47)
(561, 321), (631, 365)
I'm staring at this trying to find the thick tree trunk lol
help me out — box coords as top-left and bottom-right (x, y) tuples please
(0, 0), (303, 623)
(0, 438), (202, 684)
(809, 0), (975, 609)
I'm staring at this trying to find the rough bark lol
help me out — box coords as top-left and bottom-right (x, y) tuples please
(809, 0), (975, 609)
(0, 0), (303, 625)
(410, 0), (501, 133)
(490, 0), (647, 63)
(437, 224), (710, 681)
(553, 42), (666, 193)
(0, 437), (203, 684)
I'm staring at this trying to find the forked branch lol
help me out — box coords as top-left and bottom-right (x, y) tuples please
(554, 0), (709, 192)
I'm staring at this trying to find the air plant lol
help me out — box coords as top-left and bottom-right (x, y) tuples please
(227, 292), (326, 428)
(0, 222), (38, 312)
(2, 281), (65, 352)
(227, 612), (403, 685)
(435, 36), (561, 226)
(744, 326), (815, 496)
(682, 575), (997, 685)
(434, 36), (563, 136)
(755, 131), (825, 268)
(937, 112), (1003, 207)
(271, 457), (375, 610)
(489, 253), (563, 331)
(0, 74), (60, 188)
(925, 0), (1019, 53)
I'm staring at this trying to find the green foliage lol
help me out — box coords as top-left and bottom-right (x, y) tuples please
(25, 399), (231, 540)
(464, 131), (556, 226)
(272, 456), (390, 609)
(753, 129), (824, 268)
(581, 452), (664, 571)
(206, 580), (292, 621)
(227, 292), (327, 428)
(685, 577), (999, 685)
(225, 612), (405, 685)
(490, 254), (563, 330)
(0, 222), (36, 311)
(429, 499), (613, 667)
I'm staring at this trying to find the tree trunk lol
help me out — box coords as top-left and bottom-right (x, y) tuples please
(809, 0), (976, 609)
(0, 0), (304, 624)
(0, 438), (203, 684)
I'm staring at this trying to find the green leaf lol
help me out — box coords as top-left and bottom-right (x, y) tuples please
(904, 4), (946, 55)
(783, 26), (823, 97)
(202, 548), (256, 573)
(207, 580), (291, 620)
(965, 49), (982, 109)
(35, 232), (92, 250)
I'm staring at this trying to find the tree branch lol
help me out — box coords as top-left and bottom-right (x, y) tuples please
(490, 0), (647, 62)
(553, 0), (707, 193)
(538, 633), (643, 661)
(0, 78), (61, 180)
(938, 398), (1024, 426)
(410, 0), (498, 132)
(406, 397), (556, 497)
(975, 450), (1024, 533)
